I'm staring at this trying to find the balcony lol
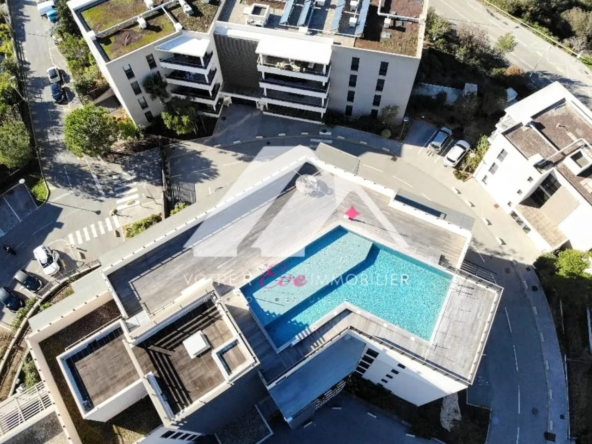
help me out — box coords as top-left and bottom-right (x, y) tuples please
(166, 69), (217, 89)
(258, 55), (330, 82)
(159, 52), (214, 74)
(260, 73), (329, 98)
(171, 84), (220, 104)
(264, 104), (324, 123)
(263, 89), (326, 113)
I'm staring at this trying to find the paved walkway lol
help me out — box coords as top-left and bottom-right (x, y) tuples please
(203, 105), (569, 443)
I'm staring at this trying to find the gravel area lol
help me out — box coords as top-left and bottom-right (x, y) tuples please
(217, 407), (271, 444)
(4, 412), (67, 444)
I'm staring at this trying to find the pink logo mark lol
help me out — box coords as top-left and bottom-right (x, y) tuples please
(260, 262), (308, 289)
(344, 205), (360, 220)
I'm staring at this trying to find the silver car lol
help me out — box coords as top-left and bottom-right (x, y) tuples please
(428, 127), (453, 153)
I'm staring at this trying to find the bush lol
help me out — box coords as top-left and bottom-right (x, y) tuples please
(12, 298), (36, 331)
(381, 128), (392, 139)
(40, 302), (53, 311)
(125, 214), (162, 238)
(22, 356), (40, 388)
(170, 201), (189, 215)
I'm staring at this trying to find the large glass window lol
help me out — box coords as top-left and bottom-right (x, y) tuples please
(351, 57), (360, 71)
(379, 61), (389, 76)
(123, 64), (134, 79)
(146, 54), (157, 69)
(347, 90), (355, 102)
(345, 105), (353, 116)
(349, 74), (357, 88)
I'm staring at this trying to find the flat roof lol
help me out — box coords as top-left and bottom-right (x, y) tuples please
(256, 37), (332, 65)
(157, 35), (211, 56)
(219, 0), (424, 55)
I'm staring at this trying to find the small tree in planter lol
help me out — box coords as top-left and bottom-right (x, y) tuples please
(380, 105), (399, 131)
(162, 97), (202, 136)
(143, 73), (169, 102)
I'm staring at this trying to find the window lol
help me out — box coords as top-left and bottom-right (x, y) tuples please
(130, 81), (141, 95)
(349, 74), (357, 88)
(362, 356), (374, 364)
(347, 90), (355, 102)
(517, 189), (522, 195)
(123, 64), (135, 79)
(345, 105), (353, 116)
(138, 97), (148, 109)
(145, 111), (154, 122)
(351, 57), (360, 71)
(366, 349), (379, 358)
(381, 378), (388, 383)
(162, 431), (174, 438)
(488, 163), (498, 175)
(507, 201), (512, 207)
(386, 374), (393, 379)
(373, 95), (381, 107)
(146, 54), (157, 69)
(510, 211), (531, 233)
(370, 109), (378, 118)
(379, 61), (389, 76)
(531, 175), (561, 206)
(527, 177), (533, 182)
(397, 363), (405, 369)
(482, 175), (488, 185)
(497, 149), (507, 162)
(359, 361), (370, 370)
(376, 78), (384, 92)
(391, 369), (399, 375)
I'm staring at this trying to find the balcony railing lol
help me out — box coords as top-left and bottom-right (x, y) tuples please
(259, 55), (330, 76)
(265, 89), (326, 108)
(260, 75), (329, 93)
(166, 69), (216, 86)
(172, 84), (220, 101)
(265, 104), (324, 122)
(160, 51), (213, 69)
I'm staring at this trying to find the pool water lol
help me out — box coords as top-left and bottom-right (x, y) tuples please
(241, 227), (452, 348)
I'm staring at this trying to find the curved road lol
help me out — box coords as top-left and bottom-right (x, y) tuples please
(430, 0), (592, 106)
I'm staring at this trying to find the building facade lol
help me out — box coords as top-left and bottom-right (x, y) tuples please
(68, 0), (428, 126)
(19, 145), (501, 444)
(474, 82), (592, 252)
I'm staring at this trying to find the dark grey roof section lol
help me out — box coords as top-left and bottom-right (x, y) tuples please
(315, 143), (360, 174)
(181, 368), (268, 434)
(269, 335), (365, 419)
(214, 34), (261, 98)
(395, 189), (475, 231)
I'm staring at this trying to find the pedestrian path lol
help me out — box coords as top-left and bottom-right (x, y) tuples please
(67, 215), (121, 246)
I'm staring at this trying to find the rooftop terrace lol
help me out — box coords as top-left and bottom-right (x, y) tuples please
(219, 0), (423, 55)
(505, 100), (592, 206)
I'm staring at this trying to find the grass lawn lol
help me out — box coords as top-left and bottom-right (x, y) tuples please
(166, 0), (219, 33)
(99, 12), (175, 60)
(40, 301), (162, 444)
(81, 0), (148, 32)
(27, 173), (48, 204)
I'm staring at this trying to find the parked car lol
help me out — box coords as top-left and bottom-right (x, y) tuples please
(444, 140), (471, 167)
(37, 0), (54, 16)
(47, 9), (59, 22)
(51, 83), (65, 104)
(14, 270), (42, 292)
(428, 127), (453, 153)
(33, 246), (60, 276)
(0, 287), (24, 313)
(47, 66), (61, 84)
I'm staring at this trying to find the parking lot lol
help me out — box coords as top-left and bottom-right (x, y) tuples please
(0, 184), (38, 237)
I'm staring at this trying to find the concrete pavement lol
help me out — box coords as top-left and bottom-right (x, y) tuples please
(430, 0), (592, 107)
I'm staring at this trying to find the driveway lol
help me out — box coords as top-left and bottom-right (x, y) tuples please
(429, 0), (592, 106)
(187, 106), (568, 443)
(268, 393), (430, 444)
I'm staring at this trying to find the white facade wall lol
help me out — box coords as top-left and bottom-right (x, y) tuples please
(360, 339), (467, 406)
(85, 379), (147, 422)
(328, 46), (420, 121)
(558, 203), (592, 250)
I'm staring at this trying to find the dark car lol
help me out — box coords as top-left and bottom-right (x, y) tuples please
(14, 270), (42, 292)
(0, 287), (24, 313)
(51, 82), (65, 103)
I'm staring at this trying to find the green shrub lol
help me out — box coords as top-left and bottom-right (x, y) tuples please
(22, 356), (40, 388)
(125, 214), (162, 238)
(170, 201), (189, 215)
(40, 302), (53, 311)
(381, 129), (392, 139)
(12, 298), (36, 331)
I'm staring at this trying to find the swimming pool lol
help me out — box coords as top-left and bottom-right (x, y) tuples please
(241, 227), (452, 349)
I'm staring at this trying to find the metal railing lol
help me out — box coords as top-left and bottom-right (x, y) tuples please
(260, 76), (329, 93)
(0, 382), (51, 436)
(160, 52), (213, 69)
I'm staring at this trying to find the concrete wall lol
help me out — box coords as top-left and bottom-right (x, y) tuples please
(86, 379), (147, 422)
(360, 338), (467, 406)
(412, 83), (462, 105)
(328, 45), (420, 121)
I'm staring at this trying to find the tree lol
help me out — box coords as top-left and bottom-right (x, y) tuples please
(162, 98), (200, 135)
(462, 135), (490, 172)
(563, 7), (592, 42)
(55, 0), (81, 37)
(426, 7), (452, 42)
(480, 85), (507, 116)
(58, 33), (92, 76)
(117, 118), (141, 139)
(495, 32), (517, 53)
(380, 105), (399, 131)
(1, 57), (19, 79)
(453, 94), (480, 123)
(0, 120), (32, 168)
(556, 249), (591, 277)
(65, 105), (118, 157)
(142, 73), (169, 102)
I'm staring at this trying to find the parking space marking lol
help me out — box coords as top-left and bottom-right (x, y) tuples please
(106, 218), (113, 232)
(223, 161), (242, 167)
(116, 194), (139, 204)
(68, 233), (75, 245)
(392, 176), (413, 188)
(113, 216), (121, 229)
(362, 164), (383, 173)
(421, 193), (433, 201)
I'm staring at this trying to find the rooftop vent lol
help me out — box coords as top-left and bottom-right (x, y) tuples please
(179, 0), (194, 15)
(137, 17), (147, 28)
(144, 0), (153, 8)
(350, 0), (359, 10)
(244, 3), (270, 26)
(383, 17), (392, 28)
(565, 147), (592, 175)
(174, 21), (183, 31)
(349, 16), (358, 27)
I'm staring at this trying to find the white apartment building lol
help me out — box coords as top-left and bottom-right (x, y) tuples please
(68, 0), (427, 126)
(474, 82), (592, 252)
(12, 145), (500, 444)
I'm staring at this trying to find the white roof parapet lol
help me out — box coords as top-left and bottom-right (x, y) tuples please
(256, 36), (332, 65)
(156, 35), (210, 57)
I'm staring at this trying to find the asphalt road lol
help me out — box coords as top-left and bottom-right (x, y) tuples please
(430, 0), (592, 106)
(0, 0), (161, 327)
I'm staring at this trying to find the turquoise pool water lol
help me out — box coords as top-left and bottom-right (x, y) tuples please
(241, 227), (452, 348)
